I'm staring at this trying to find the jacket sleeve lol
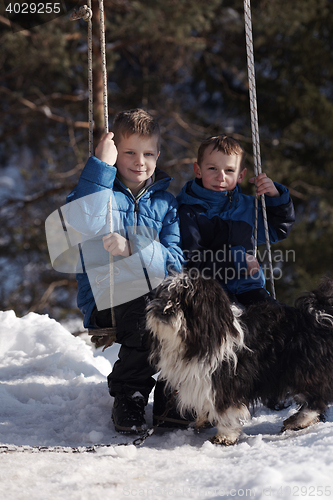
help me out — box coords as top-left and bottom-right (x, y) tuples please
(258, 183), (296, 245)
(64, 156), (116, 236)
(158, 198), (185, 274)
(178, 205), (246, 280)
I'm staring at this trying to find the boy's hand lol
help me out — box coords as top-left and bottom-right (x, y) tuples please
(95, 132), (118, 166)
(249, 173), (279, 197)
(103, 233), (131, 257)
(244, 253), (261, 276)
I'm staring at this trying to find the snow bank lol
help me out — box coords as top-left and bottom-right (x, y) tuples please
(1, 310), (333, 500)
(0, 310), (112, 447)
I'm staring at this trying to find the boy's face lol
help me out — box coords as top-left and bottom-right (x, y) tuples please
(193, 145), (246, 192)
(116, 133), (160, 195)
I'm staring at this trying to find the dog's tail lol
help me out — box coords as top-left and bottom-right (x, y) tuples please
(295, 275), (333, 328)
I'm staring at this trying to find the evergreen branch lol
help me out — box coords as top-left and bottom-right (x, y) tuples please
(1, 185), (76, 208)
(0, 87), (90, 129)
(0, 14), (31, 36)
(27, 279), (76, 314)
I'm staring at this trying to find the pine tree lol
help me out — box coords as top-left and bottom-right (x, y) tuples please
(0, 0), (332, 318)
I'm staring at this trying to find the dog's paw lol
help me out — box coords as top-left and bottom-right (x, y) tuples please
(281, 409), (320, 432)
(210, 434), (238, 446)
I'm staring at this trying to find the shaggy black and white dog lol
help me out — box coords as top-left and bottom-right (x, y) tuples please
(147, 274), (333, 445)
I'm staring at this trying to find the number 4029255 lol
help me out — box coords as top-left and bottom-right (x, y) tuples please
(5, 3), (61, 14)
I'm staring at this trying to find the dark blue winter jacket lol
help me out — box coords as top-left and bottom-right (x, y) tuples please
(176, 179), (295, 295)
(65, 156), (184, 327)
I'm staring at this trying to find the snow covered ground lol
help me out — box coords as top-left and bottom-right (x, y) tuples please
(1, 310), (333, 500)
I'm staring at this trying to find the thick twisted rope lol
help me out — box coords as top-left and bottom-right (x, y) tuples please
(98, 0), (116, 326)
(97, 0), (116, 326)
(71, 2), (116, 326)
(70, 4), (93, 157)
(108, 195), (116, 328)
(98, 0), (109, 135)
(87, 0), (94, 157)
(243, 0), (276, 299)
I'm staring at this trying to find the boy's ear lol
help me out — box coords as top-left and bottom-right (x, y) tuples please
(193, 162), (202, 178)
(157, 151), (160, 160)
(238, 168), (247, 184)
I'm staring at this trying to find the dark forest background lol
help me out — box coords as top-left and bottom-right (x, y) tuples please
(0, 0), (332, 323)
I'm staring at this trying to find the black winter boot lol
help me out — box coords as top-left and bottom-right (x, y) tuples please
(153, 380), (196, 428)
(112, 392), (147, 433)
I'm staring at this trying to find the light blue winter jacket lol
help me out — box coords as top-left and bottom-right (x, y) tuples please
(65, 156), (184, 327)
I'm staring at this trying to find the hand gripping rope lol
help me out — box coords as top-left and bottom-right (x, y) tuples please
(244, 0), (276, 299)
(70, 1), (117, 346)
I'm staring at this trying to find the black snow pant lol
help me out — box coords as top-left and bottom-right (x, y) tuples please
(90, 292), (156, 404)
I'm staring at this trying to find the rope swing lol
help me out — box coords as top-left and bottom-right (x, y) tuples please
(243, 0), (276, 299)
(70, 1), (117, 346)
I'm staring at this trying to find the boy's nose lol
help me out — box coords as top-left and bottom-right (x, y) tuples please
(217, 170), (225, 180)
(135, 155), (144, 166)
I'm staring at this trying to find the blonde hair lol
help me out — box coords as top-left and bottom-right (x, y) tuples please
(113, 108), (160, 150)
(197, 135), (245, 169)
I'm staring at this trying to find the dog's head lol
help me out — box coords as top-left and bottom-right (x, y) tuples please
(147, 273), (244, 363)
(147, 273), (190, 325)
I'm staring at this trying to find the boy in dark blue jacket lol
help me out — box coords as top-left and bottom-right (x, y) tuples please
(176, 134), (295, 306)
(153, 134), (295, 429)
(65, 109), (184, 433)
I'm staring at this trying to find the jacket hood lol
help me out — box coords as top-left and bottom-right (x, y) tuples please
(176, 178), (241, 210)
(115, 167), (172, 199)
(150, 167), (173, 192)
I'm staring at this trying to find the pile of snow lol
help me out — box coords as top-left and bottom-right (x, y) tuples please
(1, 310), (333, 500)
(0, 310), (114, 449)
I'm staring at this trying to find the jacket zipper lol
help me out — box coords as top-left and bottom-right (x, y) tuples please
(96, 193), (148, 290)
(134, 199), (139, 233)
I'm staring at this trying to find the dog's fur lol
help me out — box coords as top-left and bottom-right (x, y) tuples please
(147, 274), (333, 445)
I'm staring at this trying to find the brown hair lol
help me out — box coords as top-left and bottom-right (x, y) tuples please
(197, 135), (245, 169)
(112, 108), (161, 150)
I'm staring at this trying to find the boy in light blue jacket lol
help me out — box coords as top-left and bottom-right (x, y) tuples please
(65, 109), (184, 433)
